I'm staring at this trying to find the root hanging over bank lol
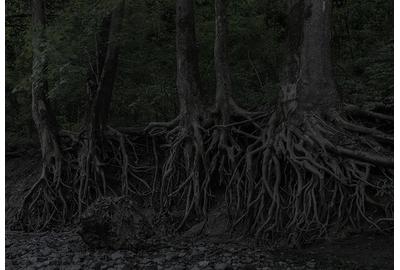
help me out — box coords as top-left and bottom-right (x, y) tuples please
(206, 102), (267, 186)
(147, 114), (210, 230)
(224, 109), (393, 244)
(17, 127), (152, 231)
(150, 104), (393, 243)
(15, 126), (84, 231)
(18, 104), (393, 243)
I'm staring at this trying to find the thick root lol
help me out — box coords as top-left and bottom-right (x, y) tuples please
(18, 126), (151, 231)
(149, 106), (392, 243)
(17, 152), (71, 231)
(147, 115), (210, 231)
(19, 105), (393, 243)
(225, 111), (393, 245)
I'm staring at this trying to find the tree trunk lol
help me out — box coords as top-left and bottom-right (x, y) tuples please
(282, 0), (337, 116)
(31, 0), (62, 175)
(222, 0), (393, 242)
(77, 0), (125, 214)
(176, 0), (202, 126)
(87, 0), (124, 133)
(19, 0), (66, 231)
(214, 0), (232, 123)
(146, 0), (207, 225)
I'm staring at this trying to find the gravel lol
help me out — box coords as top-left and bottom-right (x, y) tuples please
(5, 230), (370, 270)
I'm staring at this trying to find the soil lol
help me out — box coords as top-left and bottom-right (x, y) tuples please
(5, 154), (394, 270)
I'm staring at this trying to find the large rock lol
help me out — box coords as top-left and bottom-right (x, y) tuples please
(183, 202), (230, 238)
(78, 196), (153, 250)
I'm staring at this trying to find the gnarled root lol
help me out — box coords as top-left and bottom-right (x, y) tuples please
(226, 110), (393, 245)
(147, 115), (210, 230)
(17, 149), (72, 231)
(18, 127), (151, 231)
(75, 127), (152, 216)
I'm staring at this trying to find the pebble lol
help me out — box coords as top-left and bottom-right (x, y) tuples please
(214, 263), (232, 270)
(306, 261), (316, 268)
(5, 230), (360, 270)
(198, 260), (209, 267)
(110, 251), (124, 260)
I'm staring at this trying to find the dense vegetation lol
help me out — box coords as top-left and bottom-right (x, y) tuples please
(6, 0), (393, 135)
(5, 0), (393, 245)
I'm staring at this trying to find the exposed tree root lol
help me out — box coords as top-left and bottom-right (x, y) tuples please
(18, 127), (152, 231)
(18, 106), (393, 245)
(223, 109), (393, 245)
(150, 105), (393, 244)
(17, 147), (72, 231)
(343, 103), (394, 122)
(207, 103), (263, 177)
(147, 114), (210, 230)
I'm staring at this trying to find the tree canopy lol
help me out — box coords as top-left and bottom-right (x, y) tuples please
(6, 0), (393, 136)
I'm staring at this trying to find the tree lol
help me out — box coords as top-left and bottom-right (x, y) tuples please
(14, 0), (393, 244)
(147, 0), (209, 228)
(282, 0), (337, 116)
(77, 0), (127, 215)
(31, 0), (61, 176)
(19, 0), (65, 230)
(227, 0), (393, 244)
(207, 0), (261, 204)
(19, 0), (141, 229)
(86, 1), (125, 132)
(214, 0), (233, 123)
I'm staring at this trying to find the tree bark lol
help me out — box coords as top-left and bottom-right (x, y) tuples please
(31, 0), (62, 168)
(77, 1), (125, 213)
(223, 0), (393, 241)
(176, 0), (202, 125)
(282, 0), (337, 116)
(86, 0), (125, 133)
(214, 0), (232, 123)
(19, 0), (65, 231)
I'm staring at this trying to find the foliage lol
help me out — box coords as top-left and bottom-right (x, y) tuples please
(5, 0), (393, 136)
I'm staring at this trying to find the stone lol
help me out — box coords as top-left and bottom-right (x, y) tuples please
(68, 265), (82, 270)
(73, 254), (82, 263)
(178, 252), (186, 257)
(306, 261), (316, 268)
(172, 265), (185, 270)
(153, 257), (165, 264)
(214, 263), (233, 270)
(183, 220), (207, 238)
(41, 247), (51, 256)
(5, 239), (12, 248)
(240, 265), (257, 270)
(110, 251), (124, 261)
(143, 266), (157, 270)
(198, 261), (209, 267)
(165, 252), (178, 261)
(197, 247), (207, 252)
(91, 261), (102, 270)
(78, 196), (153, 250)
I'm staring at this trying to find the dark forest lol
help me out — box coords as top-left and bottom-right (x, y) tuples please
(5, 0), (394, 269)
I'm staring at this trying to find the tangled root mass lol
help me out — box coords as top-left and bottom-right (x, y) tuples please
(20, 105), (393, 244)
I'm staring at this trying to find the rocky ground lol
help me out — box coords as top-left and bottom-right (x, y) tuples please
(5, 229), (393, 270)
